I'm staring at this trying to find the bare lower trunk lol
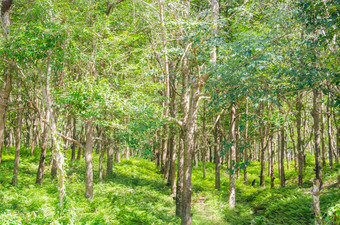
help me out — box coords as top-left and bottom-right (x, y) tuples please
(311, 178), (322, 225)
(280, 127), (285, 187)
(77, 124), (84, 160)
(297, 92), (303, 187)
(71, 118), (77, 161)
(214, 119), (221, 189)
(321, 102), (326, 167)
(36, 108), (50, 184)
(313, 89), (322, 188)
(99, 140), (106, 184)
(85, 122), (94, 199)
(270, 135), (275, 188)
(176, 129), (184, 217)
(244, 99), (248, 185)
(114, 149), (121, 163)
(40, 62), (66, 210)
(229, 104), (236, 208)
(0, 71), (12, 164)
(12, 86), (22, 186)
(260, 127), (266, 187)
(327, 92), (333, 169)
(181, 93), (200, 225)
(107, 147), (114, 175)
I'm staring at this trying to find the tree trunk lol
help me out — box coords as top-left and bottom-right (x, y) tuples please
(176, 129), (184, 217)
(202, 100), (207, 179)
(313, 89), (322, 188)
(327, 92), (333, 169)
(71, 117), (77, 161)
(214, 118), (220, 189)
(85, 122), (94, 199)
(12, 85), (22, 186)
(114, 148), (121, 163)
(168, 68), (177, 195)
(311, 178), (322, 225)
(260, 126), (266, 187)
(321, 101), (326, 167)
(157, 0), (170, 176)
(77, 124), (84, 160)
(99, 139), (106, 184)
(244, 99), (248, 185)
(280, 127), (285, 187)
(36, 107), (50, 184)
(270, 135), (275, 188)
(296, 92), (303, 187)
(107, 147), (114, 176)
(333, 113), (339, 165)
(229, 104), (237, 208)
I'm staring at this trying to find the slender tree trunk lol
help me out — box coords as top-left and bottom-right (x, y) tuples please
(176, 129), (184, 217)
(311, 178), (322, 225)
(176, 57), (190, 218)
(327, 92), (333, 169)
(296, 92), (304, 187)
(229, 104), (237, 208)
(85, 122), (94, 199)
(114, 148), (121, 163)
(313, 89), (323, 188)
(36, 108), (50, 184)
(71, 118), (77, 161)
(260, 126), (266, 187)
(77, 124), (84, 160)
(168, 68), (177, 195)
(202, 101), (207, 179)
(12, 85), (23, 186)
(280, 127), (285, 187)
(244, 99), (248, 185)
(0, 63), (12, 164)
(107, 146), (114, 175)
(214, 118), (220, 189)
(0, 0), (13, 163)
(260, 103), (266, 187)
(236, 113), (240, 179)
(157, 0), (170, 176)
(40, 61), (66, 210)
(333, 113), (339, 165)
(270, 135), (275, 188)
(99, 139), (106, 184)
(321, 101), (326, 167)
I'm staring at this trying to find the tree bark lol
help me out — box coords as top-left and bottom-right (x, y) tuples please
(114, 148), (121, 163)
(12, 85), (23, 186)
(214, 118), (220, 189)
(270, 135), (275, 188)
(327, 92), (333, 169)
(99, 137), (106, 184)
(0, 0), (13, 164)
(296, 92), (303, 187)
(311, 178), (322, 225)
(313, 89), (322, 188)
(229, 104), (237, 208)
(320, 101), (326, 167)
(244, 99), (248, 185)
(107, 146), (114, 176)
(176, 129), (184, 217)
(71, 118), (77, 161)
(168, 68), (177, 196)
(36, 107), (50, 184)
(280, 127), (285, 187)
(85, 122), (94, 199)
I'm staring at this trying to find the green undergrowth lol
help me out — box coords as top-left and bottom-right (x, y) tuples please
(0, 147), (339, 224)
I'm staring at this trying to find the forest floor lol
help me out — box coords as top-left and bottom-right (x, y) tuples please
(0, 147), (339, 224)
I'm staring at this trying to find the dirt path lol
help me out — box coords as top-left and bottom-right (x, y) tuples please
(191, 195), (227, 225)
